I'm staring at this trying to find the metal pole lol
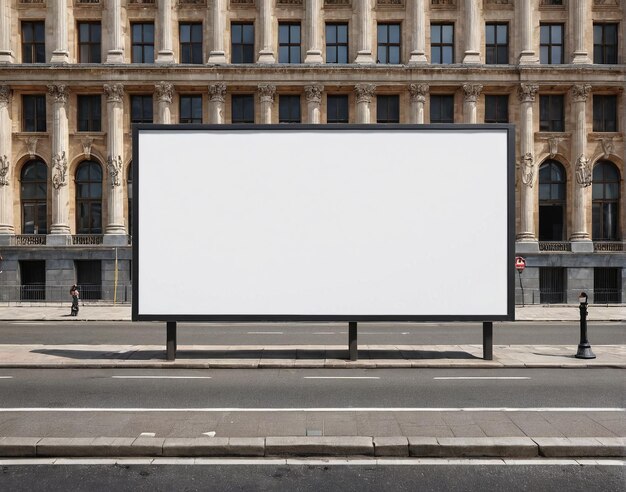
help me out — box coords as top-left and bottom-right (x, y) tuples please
(518, 270), (524, 306)
(166, 321), (177, 361)
(483, 321), (493, 360)
(348, 321), (358, 361)
(575, 293), (595, 359)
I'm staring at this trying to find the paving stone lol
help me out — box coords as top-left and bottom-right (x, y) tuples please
(0, 437), (40, 457)
(435, 437), (538, 458)
(265, 437), (373, 457)
(131, 437), (165, 456)
(407, 437), (439, 456)
(373, 437), (409, 457)
(36, 438), (96, 457)
(162, 438), (230, 457)
(535, 437), (626, 457)
(227, 438), (265, 456)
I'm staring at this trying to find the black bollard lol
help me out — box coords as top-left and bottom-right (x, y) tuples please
(575, 292), (595, 359)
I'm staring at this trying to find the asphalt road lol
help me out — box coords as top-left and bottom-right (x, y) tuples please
(1, 321), (624, 345)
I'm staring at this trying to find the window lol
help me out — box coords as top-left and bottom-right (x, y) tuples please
(130, 95), (153, 124)
(326, 23), (348, 64)
(539, 95), (564, 132)
(594, 23), (618, 64)
(22, 95), (46, 132)
(377, 23), (401, 64)
(540, 267), (566, 304)
(131, 23), (154, 63)
(21, 21), (45, 63)
(484, 95), (508, 123)
(593, 95), (617, 132)
(594, 268), (622, 304)
(539, 160), (566, 241)
(179, 95), (203, 123)
(78, 22), (101, 63)
(430, 95), (454, 123)
(485, 23), (508, 64)
(540, 24), (564, 64)
(231, 94), (255, 123)
(431, 24), (454, 64)
(20, 159), (47, 235)
(231, 23), (254, 63)
(180, 23), (203, 64)
(279, 95), (301, 123)
(592, 161), (620, 241)
(377, 95), (400, 123)
(327, 95), (349, 123)
(75, 160), (102, 234)
(77, 95), (101, 132)
(279, 23), (301, 63)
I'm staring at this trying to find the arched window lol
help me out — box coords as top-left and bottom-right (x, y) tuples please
(75, 160), (102, 234)
(539, 160), (566, 241)
(127, 162), (132, 237)
(593, 161), (620, 240)
(20, 159), (48, 234)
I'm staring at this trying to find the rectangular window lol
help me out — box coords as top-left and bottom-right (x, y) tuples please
(179, 95), (203, 123)
(131, 23), (155, 63)
(430, 95), (454, 124)
(485, 23), (508, 64)
(431, 24), (454, 64)
(279, 23), (301, 64)
(540, 24), (564, 64)
(21, 21), (45, 63)
(279, 95), (301, 123)
(594, 268), (621, 304)
(130, 95), (154, 124)
(539, 267), (566, 304)
(593, 95), (618, 132)
(594, 23), (618, 64)
(231, 23), (255, 63)
(484, 95), (509, 123)
(326, 95), (349, 123)
(22, 95), (46, 132)
(78, 22), (101, 63)
(180, 23), (203, 64)
(77, 95), (101, 132)
(376, 95), (400, 123)
(540, 95), (565, 131)
(377, 23), (401, 64)
(231, 94), (255, 123)
(326, 23), (348, 64)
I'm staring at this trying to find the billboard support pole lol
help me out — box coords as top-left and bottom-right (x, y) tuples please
(348, 321), (358, 361)
(483, 322), (493, 360)
(166, 321), (177, 361)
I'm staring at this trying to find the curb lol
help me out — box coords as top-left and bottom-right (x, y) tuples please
(0, 437), (624, 459)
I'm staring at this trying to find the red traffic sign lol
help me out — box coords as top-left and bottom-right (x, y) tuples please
(515, 256), (526, 272)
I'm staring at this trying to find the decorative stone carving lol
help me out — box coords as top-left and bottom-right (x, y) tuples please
(230, 0), (255, 6)
(431, 0), (456, 5)
(324, 0), (350, 5)
(0, 155), (9, 186)
(462, 84), (483, 103)
(575, 154), (592, 187)
(571, 84), (592, 102)
(520, 152), (534, 187)
(517, 84), (539, 103)
(593, 0), (619, 6)
(52, 151), (68, 189)
(548, 136), (561, 158)
(47, 84), (69, 104)
(354, 84), (376, 104)
(377, 0), (404, 6)
(486, 0), (511, 4)
(304, 85), (324, 104)
(0, 85), (10, 108)
(81, 137), (93, 159)
(107, 155), (122, 187)
(103, 83), (124, 103)
(409, 84), (429, 103)
(277, 0), (303, 5)
(257, 84), (276, 103)
(26, 136), (38, 159)
(600, 138), (615, 158)
(208, 83), (227, 102)
(155, 82), (174, 103)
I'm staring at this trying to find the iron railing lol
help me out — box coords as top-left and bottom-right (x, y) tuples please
(1, 284), (132, 303)
(538, 241), (571, 252)
(594, 241), (624, 252)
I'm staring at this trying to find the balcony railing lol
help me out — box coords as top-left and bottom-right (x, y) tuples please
(538, 241), (571, 252)
(72, 235), (104, 245)
(594, 241), (624, 252)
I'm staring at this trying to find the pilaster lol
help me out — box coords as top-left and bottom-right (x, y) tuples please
(304, 85), (323, 123)
(104, 83), (126, 236)
(408, 0), (427, 64)
(517, 83), (538, 242)
(518, 0), (538, 64)
(462, 0), (481, 64)
(106, 0), (124, 63)
(208, 83), (227, 123)
(155, 82), (174, 124)
(408, 83), (428, 124)
(208, 0), (227, 63)
(258, 0), (276, 63)
(305, 0), (323, 63)
(0, 0), (14, 63)
(463, 84), (482, 123)
(258, 84), (276, 123)
(50, 0), (70, 64)
(355, 0), (374, 64)
(571, 0), (592, 64)
(0, 86), (14, 234)
(156, 0), (175, 64)
(354, 84), (376, 123)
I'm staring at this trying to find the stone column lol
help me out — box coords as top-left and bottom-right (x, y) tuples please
(462, 0), (481, 64)
(208, 0), (226, 63)
(463, 84), (482, 124)
(208, 83), (226, 123)
(518, 0), (538, 64)
(516, 83), (539, 244)
(355, 0), (374, 64)
(103, 84), (126, 240)
(408, 0), (427, 64)
(155, 82), (173, 124)
(0, 0), (14, 63)
(572, 0), (591, 64)
(258, 84), (276, 124)
(156, 0), (175, 63)
(304, 85), (323, 123)
(0, 86), (13, 235)
(354, 84), (376, 123)
(106, 0), (124, 63)
(570, 84), (593, 251)
(50, 0), (69, 63)
(258, 0), (276, 63)
(47, 85), (71, 239)
(304, 0), (323, 63)
(408, 84), (428, 124)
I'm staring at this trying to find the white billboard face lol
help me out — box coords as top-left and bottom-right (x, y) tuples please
(134, 126), (513, 321)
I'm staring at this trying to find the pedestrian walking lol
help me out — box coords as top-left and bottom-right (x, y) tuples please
(70, 284), (80, 316)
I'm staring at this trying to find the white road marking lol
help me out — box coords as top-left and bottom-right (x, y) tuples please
(111, 376), (212, 380)
(202, 431), (216, 437)
(304, 377), (380, 380)
(0, 376), (13, 379)
(247, 331), (284, 335)
(139, 432), (156, 437)
(312, 332), (337, 335)
(434, 377), (531, 380)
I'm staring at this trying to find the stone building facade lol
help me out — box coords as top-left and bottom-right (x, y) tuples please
(0, 0), (624, 304)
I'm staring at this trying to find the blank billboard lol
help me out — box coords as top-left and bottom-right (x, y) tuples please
(133, 125), (514, 321)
